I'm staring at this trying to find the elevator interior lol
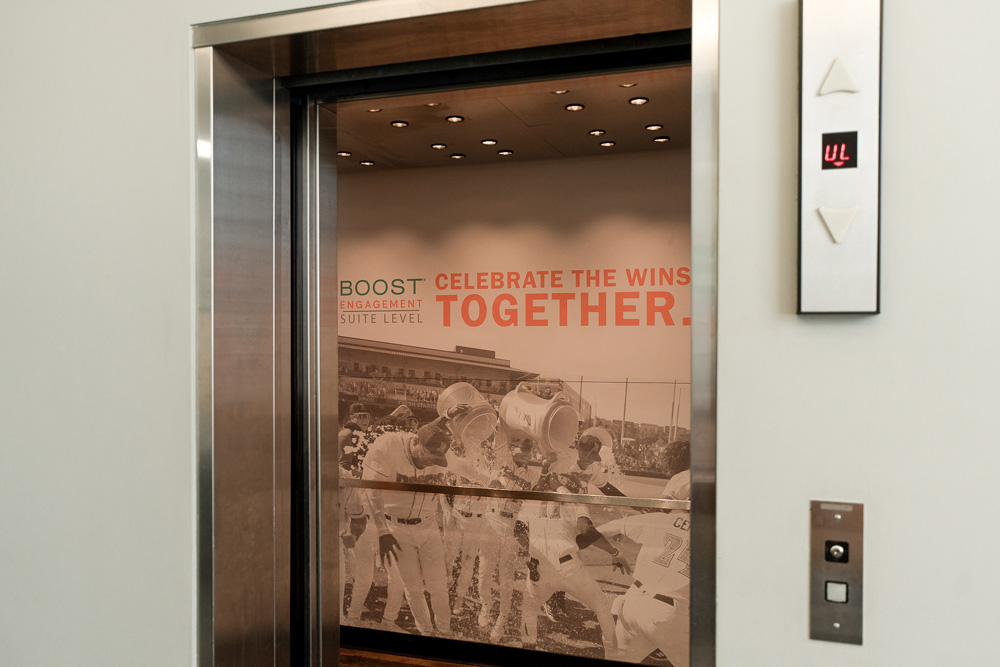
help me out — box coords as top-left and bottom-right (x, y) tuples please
(323, 63), (691, 664)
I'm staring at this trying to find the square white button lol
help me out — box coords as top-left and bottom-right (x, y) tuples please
(826, 581), (848, 603)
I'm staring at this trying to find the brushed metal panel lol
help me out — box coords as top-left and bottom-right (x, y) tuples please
(274, 85), (294, 667)
(810, 501), (864, 644)
(689, 0), (718, 665)
(289, 96), (323, 666)
(194, 45), (216, 667)
(212, 49), (285, 666)
(317, 103), (342, 667)
(208, 0), (691, 78)
(193, 0), (534, 48)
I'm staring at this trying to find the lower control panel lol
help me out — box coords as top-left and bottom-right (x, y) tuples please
(810, 500), (863, 644)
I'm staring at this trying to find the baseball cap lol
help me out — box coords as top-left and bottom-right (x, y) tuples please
(576, 435), (603, 461)
(416, 423), (451, 467)
(349, 402), (370, 417)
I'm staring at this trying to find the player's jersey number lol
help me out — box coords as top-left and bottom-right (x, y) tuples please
(653, 533), (692, 579)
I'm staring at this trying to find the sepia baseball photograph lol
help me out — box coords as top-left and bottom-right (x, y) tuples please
(335, 144), (691, 665)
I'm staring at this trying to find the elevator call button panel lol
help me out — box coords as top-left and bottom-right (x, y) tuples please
(810, 501), (864, 645)
(798, 0), (881, 313)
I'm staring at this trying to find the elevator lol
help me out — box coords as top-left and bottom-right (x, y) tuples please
(194, 1), (718, 665)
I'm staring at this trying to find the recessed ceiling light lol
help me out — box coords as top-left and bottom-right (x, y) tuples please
(360, 160), (375, 166)
(589, 129), (606, 136)
(431, 143), (447, 150)
(629, 97), (650, 105)
(446, 115), (465, 123)
(336, 151), (352, 157)
(600, 141), (616, 148)
(498, 149), (514, 156)
(425, 102), (441, 107)
(391, 120), (409, 128)
(564, 103), (585, 112)
(645, 124), (664, 131)
(367, 108), (382, 113)
(481, 139), (498, 145)
(653, 136), (672, 143)
(450, 153), (466, 159)
(619, 83), (638, 88)
(552, 90), (569, 95)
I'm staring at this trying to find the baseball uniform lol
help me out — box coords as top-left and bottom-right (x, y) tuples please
(662, 469), (691, 502)
(449, 492), (491, 610)
(599, 511), (692, 666)
(363, 430), (452, 636)
(548, 452), (611, 492)
(338, 423), (378, 624)
(521, 504), (617, 654)
(476, 458), (540, 639)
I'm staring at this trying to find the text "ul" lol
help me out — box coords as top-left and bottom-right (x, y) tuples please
(825, 143), (850, 167)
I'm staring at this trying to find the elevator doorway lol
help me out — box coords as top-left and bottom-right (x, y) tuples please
(306, 51), (695, 667)
(194, 2), (717, 666)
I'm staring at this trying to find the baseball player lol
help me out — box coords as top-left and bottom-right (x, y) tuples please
(599, 440), (693, 666)
(338, 403), (376, 623)
(338, 402), (373, 479)
(597, 511), (691, 666)
(661, 439), (692, 501)
(381, 495), (448, 631)
(518, 477), (631, 658)
(363, 406), (478, 637)
(475, 443), (540, 641)
(445, 491), (492, 630)
(339, 404), (418, 626)
(536, 426), (626, 623)
(546, 427), (626, 497)
(441, 432), (496, 575)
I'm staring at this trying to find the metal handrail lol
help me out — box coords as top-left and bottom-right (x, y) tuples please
(338, 477), (690, 510)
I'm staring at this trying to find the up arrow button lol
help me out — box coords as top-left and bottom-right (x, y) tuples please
(818, 206), (860, 243)
(819, 57), (861, 95)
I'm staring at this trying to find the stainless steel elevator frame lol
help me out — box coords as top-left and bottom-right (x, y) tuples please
(193, 1), (718, 665)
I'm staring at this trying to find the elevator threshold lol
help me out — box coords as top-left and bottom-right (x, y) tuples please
(342, 647), (477, 667)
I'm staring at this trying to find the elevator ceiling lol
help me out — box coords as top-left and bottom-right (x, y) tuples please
(323, 65), (690, 173)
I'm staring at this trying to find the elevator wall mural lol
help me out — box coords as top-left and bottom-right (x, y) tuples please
(335, 149), (692, 665)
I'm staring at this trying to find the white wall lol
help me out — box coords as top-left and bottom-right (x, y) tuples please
(0, 1), (321, 665)
(1, 0), (998, 665)
(717, 0), (1000, 664)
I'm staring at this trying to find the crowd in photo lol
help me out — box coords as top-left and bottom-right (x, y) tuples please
(339, 377), (441, 409)
(611, 438), (668, 475)
(337, 389), (691, 666)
